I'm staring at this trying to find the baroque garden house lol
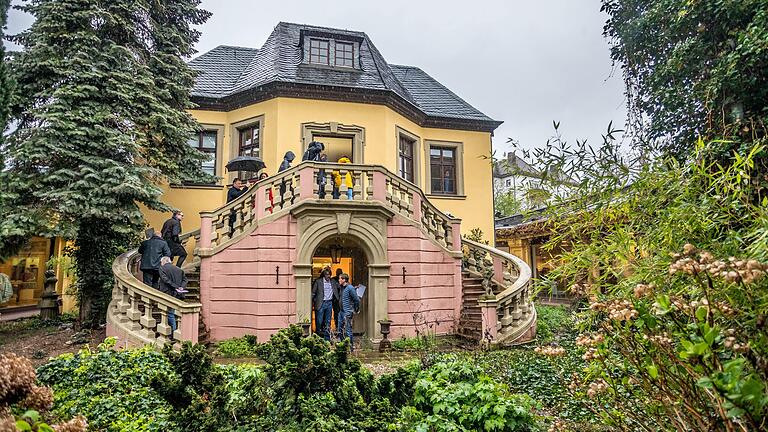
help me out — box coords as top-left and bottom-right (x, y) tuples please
(102, 22), (537, 348)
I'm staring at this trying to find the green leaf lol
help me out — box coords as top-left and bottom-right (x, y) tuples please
(646, 364), (658, 379)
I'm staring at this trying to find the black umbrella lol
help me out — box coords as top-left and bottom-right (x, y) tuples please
(225, 156), (266, 173)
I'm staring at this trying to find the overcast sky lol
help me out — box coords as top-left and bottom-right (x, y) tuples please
(6, 0), (626, 157)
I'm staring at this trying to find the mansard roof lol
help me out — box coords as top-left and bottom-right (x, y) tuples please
(188, 22), (502, 132)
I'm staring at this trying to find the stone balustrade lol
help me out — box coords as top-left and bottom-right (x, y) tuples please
(108, 246), (202, 348)
(462, 238), (536, 344)
(198, 162), (461, 255)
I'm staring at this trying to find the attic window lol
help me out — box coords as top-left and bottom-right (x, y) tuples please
(309, 38), (329, 65)
(335, 42), (354, 67)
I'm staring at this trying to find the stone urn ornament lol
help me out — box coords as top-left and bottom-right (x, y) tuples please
(299, 321), (311, 337)
(378, 319), (392, 352)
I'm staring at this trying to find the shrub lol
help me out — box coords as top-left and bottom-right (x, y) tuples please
(36, 338), (178, 432)
(214, 334), (259, 357)
(397, 356), (541, 431)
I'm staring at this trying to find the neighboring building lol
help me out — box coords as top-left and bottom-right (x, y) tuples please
(69, 22), (535, 347)
(1, 237), (77, 318)
(495, 211), (571, 301)
(493, 151), (573, 212)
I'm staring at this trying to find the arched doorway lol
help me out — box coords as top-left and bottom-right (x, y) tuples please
(311, 236), (370, 338)
(292, 204), (392, 343)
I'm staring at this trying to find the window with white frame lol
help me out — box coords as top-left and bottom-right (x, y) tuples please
(186, 130), (218, 179)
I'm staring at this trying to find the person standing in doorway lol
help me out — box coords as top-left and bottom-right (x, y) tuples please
(161, 211), (187, 267)
(338, 273), (360, 351)
(227, 178), (249, 236)
(311, 266), (339, 341)
(138, 228), (170, 288)
(332, 267), (343, 326)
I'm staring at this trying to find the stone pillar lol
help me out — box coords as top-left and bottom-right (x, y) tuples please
(199, 215), (212, 249)
(451, 219), (462, 252)
(299, 165), (314, 200)
(293, 263), (313, 330)
(478, 298), (498, 342)
(368, 263), (390, 342)
(179, 311), (199, 343)
(372, 171), (387, 202)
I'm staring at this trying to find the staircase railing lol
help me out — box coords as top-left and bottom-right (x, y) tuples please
(462, 238), (536, 344)
(107, 230), (202, 347)
(197, 161), (462, 256)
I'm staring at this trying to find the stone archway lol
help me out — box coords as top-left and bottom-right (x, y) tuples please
(292, 201), (392, 342)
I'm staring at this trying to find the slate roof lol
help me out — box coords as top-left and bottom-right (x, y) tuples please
(188, 22), (500, 128)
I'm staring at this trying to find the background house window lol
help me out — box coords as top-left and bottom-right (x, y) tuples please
(238, 124), (260, 157)
(505, 178), (512, 187)
(335, 42), (354, 67)
(309, 39), (330, 65)
(398, 135), (415, 183)
(430, 147), (456, 194)
(187, 130), (217, 176)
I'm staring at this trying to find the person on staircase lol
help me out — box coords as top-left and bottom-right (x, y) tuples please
(161, 211), (187, 267)
(227, 178), (249, 236)
(338, 273), (360, 351)
(138, 228), (170, 288)
(332, 155), (354, 200)
(158, 256), (189, 333)
(311, 266), (340, 341)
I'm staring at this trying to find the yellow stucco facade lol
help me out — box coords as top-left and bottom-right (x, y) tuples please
(144, 97), (496, 241)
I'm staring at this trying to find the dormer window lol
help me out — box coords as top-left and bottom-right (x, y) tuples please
(302, 32), (360, 69)
(334, 42), (354, 67)
(309, 38), (330, 65)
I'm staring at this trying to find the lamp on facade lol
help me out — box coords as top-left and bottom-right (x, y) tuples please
(330, 244), (344, 264)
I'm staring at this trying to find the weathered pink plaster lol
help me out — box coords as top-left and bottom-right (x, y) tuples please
(387, 215), (463, 339)
(200, 215), (298, 342)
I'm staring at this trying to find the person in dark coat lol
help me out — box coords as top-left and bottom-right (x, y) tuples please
(311, 266), (340, 341)
(227, 178), (249, 236)
(278, 151), (296, 206)
(317, 153), (328, 199)
(158, 256), (188, 332)
(161, 211), (187, 267)
(302, 141), (324, 162)
(338, 273), (360, 351)
(138, 228), (170, 288)
(278, 151), (295, 173)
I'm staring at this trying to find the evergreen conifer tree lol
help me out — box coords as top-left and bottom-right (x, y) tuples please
(0, 0), (210, 325)
(0, 0), (11, 155)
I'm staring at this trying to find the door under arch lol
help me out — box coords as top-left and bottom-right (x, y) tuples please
(311, 236), (370, 340)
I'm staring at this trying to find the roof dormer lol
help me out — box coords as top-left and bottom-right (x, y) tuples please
(299, 29), (362, 70)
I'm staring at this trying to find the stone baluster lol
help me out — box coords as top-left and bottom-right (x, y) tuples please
(117, 284), (131, 323)
(365, 172), (374, 200)
(352, 170), (362, 200)
(126, 291), (142, 331)
(139, 296), (157, 340)
(156, 304), (172, 345)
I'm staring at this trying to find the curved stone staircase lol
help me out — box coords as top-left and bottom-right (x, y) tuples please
(107, 162), (536, 348)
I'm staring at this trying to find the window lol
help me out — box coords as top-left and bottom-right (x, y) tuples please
(187, 130), (217, 176)
(505, 179), (512, 187)
(238, 123), (260, 157)
(335, 42), (354, 67)
(398, 134), (415, 183)
(309, 39), (330, 65)
(430, 147), (456, 194)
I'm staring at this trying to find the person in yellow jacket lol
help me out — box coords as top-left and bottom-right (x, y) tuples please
(333, 156), (354, 200)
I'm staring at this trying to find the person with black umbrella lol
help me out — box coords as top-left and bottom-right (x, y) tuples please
(227, 178), (249, 236)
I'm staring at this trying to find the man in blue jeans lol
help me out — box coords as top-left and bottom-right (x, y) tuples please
(338, 273), (360, 351)
(311, 267), (339, 340)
